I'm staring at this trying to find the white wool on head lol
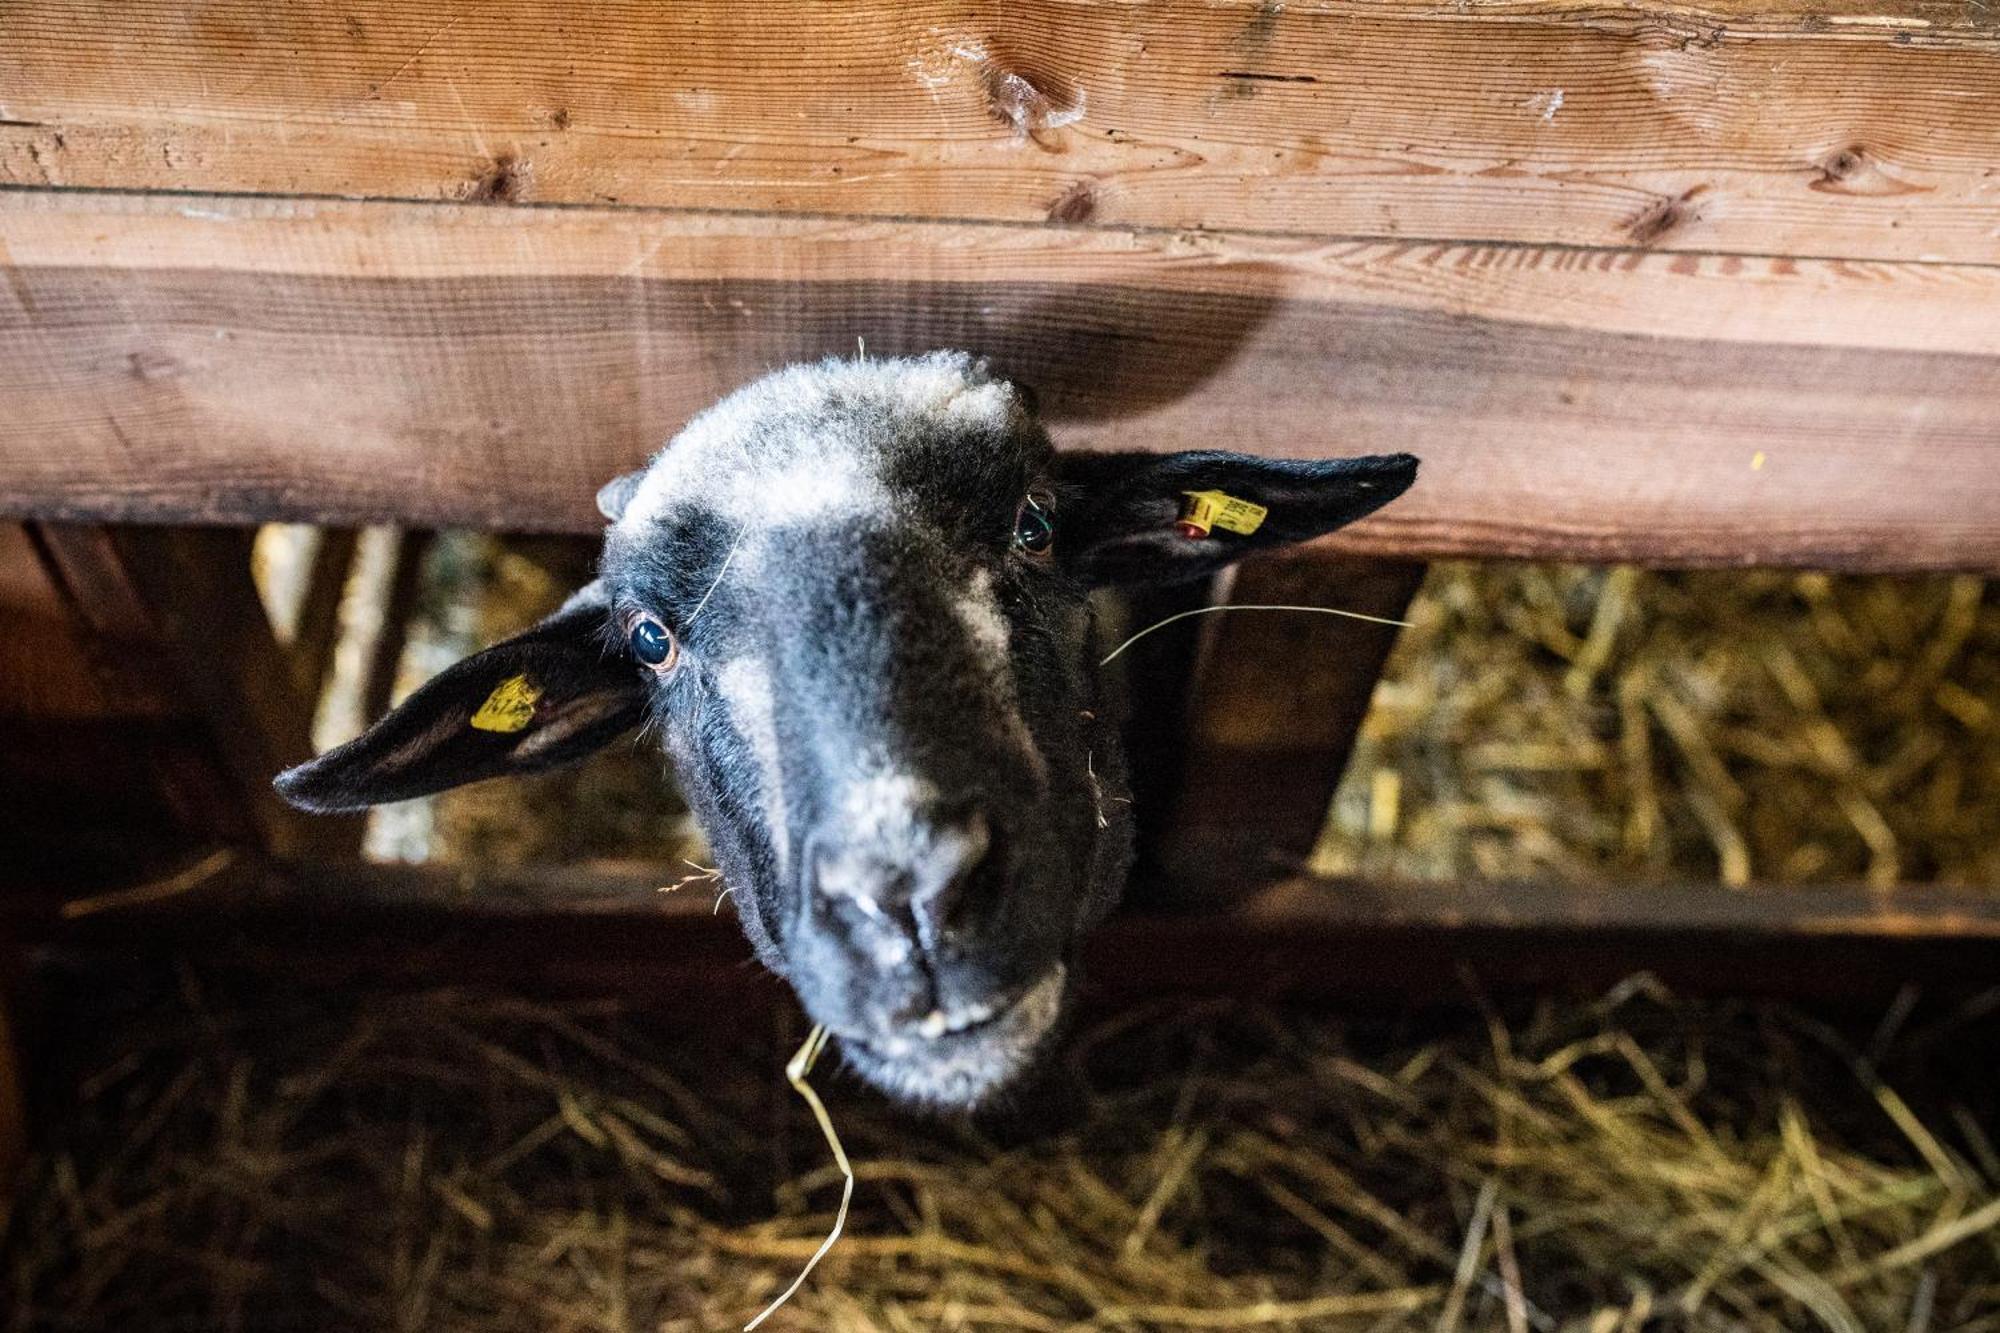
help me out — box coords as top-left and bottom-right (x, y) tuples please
(716, 656), (789, 878)
(617, 352), (1021, 535)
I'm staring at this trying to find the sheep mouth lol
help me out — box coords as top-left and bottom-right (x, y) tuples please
(838, 964), (1069, 1108)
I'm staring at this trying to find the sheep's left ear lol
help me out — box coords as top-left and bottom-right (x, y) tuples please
(1053, 450), (1419, 585)
(597, 470), (646, 523)
(273, 581), (646, 813)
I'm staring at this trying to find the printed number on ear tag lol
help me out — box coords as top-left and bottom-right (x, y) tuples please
(470, 674), (543, 734)
(1177, 490), (1268, 540)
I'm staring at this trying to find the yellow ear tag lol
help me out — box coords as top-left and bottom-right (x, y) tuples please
(470, 674), (542, 734)
(1178, 490), (1268, 539)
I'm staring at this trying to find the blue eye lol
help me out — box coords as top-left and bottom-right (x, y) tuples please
(628, 616), (678, 672)
(1013, 495), (1055, 555)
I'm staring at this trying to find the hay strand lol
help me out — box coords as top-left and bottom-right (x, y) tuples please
(744, 1024), (852, 1332)
(1098, 604), (1414, 666)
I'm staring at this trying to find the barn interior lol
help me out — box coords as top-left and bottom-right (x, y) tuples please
(3, 3), (1999, 1330)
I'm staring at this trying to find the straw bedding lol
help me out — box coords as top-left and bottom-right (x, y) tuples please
(6, 970), (1996, 1332)
(1316, 565), (1999, 890)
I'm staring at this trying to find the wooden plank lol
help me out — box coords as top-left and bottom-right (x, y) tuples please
(2, 195), (1999, 570)
(8, 193), (2000, 357)
(3, 0), (1999, 261)
(1155, 555), (1425, 883)
(20, 859), (2000, 1003)
(26, 859), (1998, 941)
(1099, 879), (2000, 1003)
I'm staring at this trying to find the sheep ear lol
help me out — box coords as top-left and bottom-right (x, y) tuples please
(274, 582), (646, 813)
(1053, 450), (1418, 586)
(597, 470), (646, 523)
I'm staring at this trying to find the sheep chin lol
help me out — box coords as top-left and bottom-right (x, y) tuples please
(837, 964), (1068, 1111)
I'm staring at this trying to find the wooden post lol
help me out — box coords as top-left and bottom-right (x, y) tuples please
(1110, 577), (1218, 901)
(285, 527), (360, 702)
(1151, 553), (1425, 893)
(357, 531), (433, 728)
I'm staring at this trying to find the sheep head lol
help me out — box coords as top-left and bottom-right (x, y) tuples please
(277, 353), (1418, 1109)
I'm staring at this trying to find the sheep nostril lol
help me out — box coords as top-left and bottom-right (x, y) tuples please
(803, 812), (998, 959)
(909, 813), (993, 944)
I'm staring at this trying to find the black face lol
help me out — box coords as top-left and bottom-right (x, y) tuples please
(596, 375), (1124, 1107)
(274, 352), (1419, 1110)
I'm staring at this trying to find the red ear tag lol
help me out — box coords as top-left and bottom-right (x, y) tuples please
(1176, 493), (1216, 540)
(1179, 489), (1268, 540)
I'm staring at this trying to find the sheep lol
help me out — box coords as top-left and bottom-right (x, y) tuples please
(276, 351), (1418, 1110)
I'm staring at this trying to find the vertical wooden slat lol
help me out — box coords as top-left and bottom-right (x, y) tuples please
(357, 530), (432, 728)
(1153, 554), (1425, 890)
(286, 527), (360, 702)
(1105, 577), (1217, 905)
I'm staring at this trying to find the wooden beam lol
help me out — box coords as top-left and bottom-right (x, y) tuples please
(3, 195), (1999, 571)
(20, 859), (2000, 1004)
(1154, 555), (1425, 885)
(3, 0), (1997, 261)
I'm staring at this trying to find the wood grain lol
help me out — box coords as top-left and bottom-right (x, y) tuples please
(3, 195), (1998, 570)
(4, 0), (1999, 260)
(8, 193), (2000, 355)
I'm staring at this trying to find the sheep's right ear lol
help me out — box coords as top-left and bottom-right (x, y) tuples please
(274, 582), (646, 813)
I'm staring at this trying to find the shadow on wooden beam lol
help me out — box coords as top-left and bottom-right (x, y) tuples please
(17, 858), (1999, 1007)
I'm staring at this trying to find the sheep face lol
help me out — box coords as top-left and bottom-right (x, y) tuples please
(277, 352), (1417, 1110)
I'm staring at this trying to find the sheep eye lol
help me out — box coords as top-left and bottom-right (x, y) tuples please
(628, 615), (679, 673)
(1012, 494), (1055, 556)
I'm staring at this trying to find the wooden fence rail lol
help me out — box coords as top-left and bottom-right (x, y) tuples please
(21, 856), (2000, 1005)
(3, 194), (1998, 570)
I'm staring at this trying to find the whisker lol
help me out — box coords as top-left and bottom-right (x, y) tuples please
(688, 529), (747, 627)
(1099, 602), (1414, 666)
